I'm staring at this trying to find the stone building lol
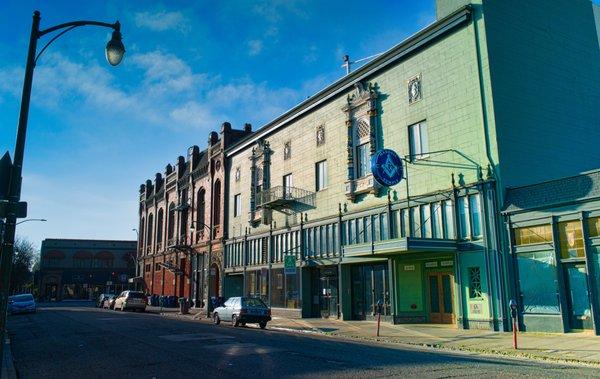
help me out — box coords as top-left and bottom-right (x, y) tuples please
(221, 0), (599, 334)
(137, 123), (252, 307)
(38, 239), (136, 301)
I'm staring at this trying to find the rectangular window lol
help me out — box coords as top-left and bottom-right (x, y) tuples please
(356, 143), (371, 178)
(558, 221), (584, 259)
(588, 217), (600, 238)
(348, 219), (355, 244)
(271, 269), (285, 308)
(373, 215), (381, 242)
(409, 121), (429, 160)
(380, 213), (389, 240)
(391, 210), (399, 239)
(469, 194), (482, 238)
(513, 224), (552, 246)
(234, 194), (241, 217)
(468, 267), (483, 299)
(315, 160), (328, 191)
(458, 197), (470, 240)
(517, 250), (560, 313)
(363, 217), (372, 242)
(410, 207), (420, 237)
(401, 209), (408, 238)
(420, 204), (431, 238)
(431, 203), (443, 239)
(443, 200), (455, 239)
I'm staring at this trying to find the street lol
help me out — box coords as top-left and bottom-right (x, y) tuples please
(6, 303), (599, 378)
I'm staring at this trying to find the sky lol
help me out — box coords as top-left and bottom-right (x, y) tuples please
(0, 0), (438, 250)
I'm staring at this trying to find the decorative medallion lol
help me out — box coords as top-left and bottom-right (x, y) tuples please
(283, 141), (291, 160)
(316, 125), (325, 146)
(235, 167), (241, 182)
(408, 74), (422, 104)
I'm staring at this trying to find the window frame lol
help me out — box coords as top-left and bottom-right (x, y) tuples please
(315, 160), (328, 191)
(233, 193), (242, 217)
(408, 121), (429, 161)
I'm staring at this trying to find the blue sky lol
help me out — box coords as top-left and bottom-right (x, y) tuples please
(0, 0), (437, 249)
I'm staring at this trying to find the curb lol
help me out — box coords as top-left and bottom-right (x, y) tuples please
(1, 337), (17, 379)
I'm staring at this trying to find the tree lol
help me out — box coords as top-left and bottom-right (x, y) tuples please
(10, 237), (37, 294)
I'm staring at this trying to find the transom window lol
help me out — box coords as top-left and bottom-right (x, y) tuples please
(514, 224), (552, 246)
(558, 221), (584, 259)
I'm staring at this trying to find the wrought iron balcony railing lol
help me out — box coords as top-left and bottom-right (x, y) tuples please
(255, 186), (315, 210)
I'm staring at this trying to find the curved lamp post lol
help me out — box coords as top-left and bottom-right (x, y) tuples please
(0, 11), (124, 370)
(15, 218), (47, 225)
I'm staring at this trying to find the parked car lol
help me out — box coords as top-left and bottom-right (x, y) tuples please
(213, 297), (271, 329)
(103, 294), (117, 310)
(114, 291), (146, 312)
(96, 293), (112, 308)
(8, 294), (36, 315)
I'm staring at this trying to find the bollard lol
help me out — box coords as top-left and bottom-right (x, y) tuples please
(376, 299), (383, 337)
(509, 299), (518, 349)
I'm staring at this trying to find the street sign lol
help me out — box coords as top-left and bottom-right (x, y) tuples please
(284, 255), (296, 275)
(0, 200), (27, 219)
(0, 151), (12, 200)
(371, 149), (403, 187)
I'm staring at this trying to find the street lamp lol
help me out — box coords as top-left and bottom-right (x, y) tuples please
(15, 218), (47, 225)
(0, 11), (124, 372)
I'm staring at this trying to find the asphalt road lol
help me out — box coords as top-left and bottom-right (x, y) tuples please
(6, 303), (599, 378)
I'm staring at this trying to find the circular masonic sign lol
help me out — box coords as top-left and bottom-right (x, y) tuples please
(371, 149), (403, 187)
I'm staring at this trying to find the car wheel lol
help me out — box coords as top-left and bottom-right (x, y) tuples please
(232, 315), (239, 327)
(213, 313), (221, 325)
(240, 322), (246, 327)
(259, 321), (267, 329)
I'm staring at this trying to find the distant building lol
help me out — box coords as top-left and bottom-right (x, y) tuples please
(38, 239), (136, 301)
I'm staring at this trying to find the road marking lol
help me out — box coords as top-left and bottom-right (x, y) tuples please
(202, 342), (284, 355)
(158, 333), (235, 342)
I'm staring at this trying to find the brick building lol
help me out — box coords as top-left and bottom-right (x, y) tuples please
(137, 122), (252, 307)
(38, 239), (136, 301)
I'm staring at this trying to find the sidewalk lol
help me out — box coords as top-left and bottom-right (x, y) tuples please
(265, 317), (600, 365)
(161, 309), (600, 366)
(1, 337), (17, 379)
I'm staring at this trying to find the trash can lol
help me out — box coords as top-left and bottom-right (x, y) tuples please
(179, 297), (189, 314)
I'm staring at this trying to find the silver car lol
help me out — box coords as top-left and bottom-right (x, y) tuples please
(213, 297), (271, 329)
(114, 291), (146, 312)
(8, 294), (36, 315)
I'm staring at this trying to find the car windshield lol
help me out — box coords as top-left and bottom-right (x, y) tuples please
(11, 294), (34, 302)
(243, 298), (267, 308)
(127, 292), (145, 298)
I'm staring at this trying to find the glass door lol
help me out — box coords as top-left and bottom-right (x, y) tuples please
(565, 264), (592, 330)
(351, 265), (366, 320)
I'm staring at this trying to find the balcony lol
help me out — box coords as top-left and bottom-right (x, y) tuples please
(256, 186), (315, 214)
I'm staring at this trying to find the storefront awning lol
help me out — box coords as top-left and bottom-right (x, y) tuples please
(343, 237), (457, 259)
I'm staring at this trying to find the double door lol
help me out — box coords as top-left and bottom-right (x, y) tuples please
(427, 272), (454, 324)
(351, 264), (389, 320)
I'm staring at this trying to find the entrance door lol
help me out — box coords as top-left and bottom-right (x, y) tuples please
(428, 273), (454, 324)
(319, 276), (338, 318)
(565, 264), (593, 330)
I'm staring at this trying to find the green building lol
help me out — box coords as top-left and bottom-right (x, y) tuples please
(222, 0), (600, 333)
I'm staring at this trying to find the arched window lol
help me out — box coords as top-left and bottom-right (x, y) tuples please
(197, 188), (206, 229)
(157, 209), (164, 244)
(147, 213), (154, 251)
(168, 203), (176, 240)
(213, 180), (221, 226)
(140, 218), (145, 248)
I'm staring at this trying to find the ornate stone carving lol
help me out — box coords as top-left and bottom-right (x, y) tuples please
(408, 74), (422, 104)
(284, 141), (291, 160)
(316, 125), (325, 146)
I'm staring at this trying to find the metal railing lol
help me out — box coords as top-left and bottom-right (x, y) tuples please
(256, 186), (315, 208)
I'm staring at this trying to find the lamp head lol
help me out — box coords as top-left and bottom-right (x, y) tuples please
(105, 23), (125, 66)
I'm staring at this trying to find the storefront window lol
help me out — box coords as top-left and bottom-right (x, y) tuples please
(285, 272), (300, 308)
(420, 204), (431, 238)
(380, 213), (388, 240)
(410, 207), (420, 238)
(517, 251), (560, 314)
(513, 224), (552, 245)
(558, 221), (584, 259)
(271, 269), (285, 307)
(431, 203), (443, 239)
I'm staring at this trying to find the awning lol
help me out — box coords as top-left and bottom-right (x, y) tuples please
(343, 237), (457, 259)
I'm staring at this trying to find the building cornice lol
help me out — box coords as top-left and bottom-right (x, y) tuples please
(225, 5), (472, 158)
